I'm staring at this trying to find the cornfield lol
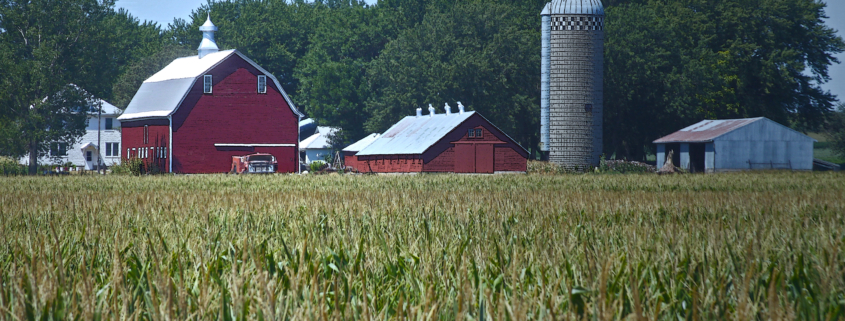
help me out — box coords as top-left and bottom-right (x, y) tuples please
(0, 172), (843, 320)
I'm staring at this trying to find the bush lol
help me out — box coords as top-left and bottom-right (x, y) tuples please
(111, 158), (145, 175)
(310, 161), (328, 173)
(0, 157), (25, 176)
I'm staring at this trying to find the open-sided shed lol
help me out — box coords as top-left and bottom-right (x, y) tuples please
(654, 117), (815, 172)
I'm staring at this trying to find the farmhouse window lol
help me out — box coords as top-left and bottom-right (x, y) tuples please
(105, 118), (113, 130)
(106, 143), (119, 157)
(204, 75), (213, 94)
(144, 125), (149, 144)
(86, 151), (92, 161)
(50, 143), (68, 156)
(258, 75), (267, 94)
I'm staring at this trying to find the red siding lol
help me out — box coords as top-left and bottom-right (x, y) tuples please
(121, 123), (170, 172)
(170, 56), (299, 174)
(352, 155), (423, 173)
(494, 146), (527, 172)
(357, 113), (528, 174)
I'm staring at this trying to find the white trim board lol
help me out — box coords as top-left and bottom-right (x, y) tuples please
(214, 144), (296, 147)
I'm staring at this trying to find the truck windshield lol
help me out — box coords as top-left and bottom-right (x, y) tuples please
(248, 155), (274, 162)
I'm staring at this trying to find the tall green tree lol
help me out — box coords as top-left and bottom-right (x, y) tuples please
(295, 1), (395, 141)
(365, 1), (542, 151)
(604, 0), (844, 160)
(0, 0), (162, 173)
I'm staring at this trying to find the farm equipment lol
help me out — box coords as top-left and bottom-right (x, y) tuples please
(230, 153), (277, 174)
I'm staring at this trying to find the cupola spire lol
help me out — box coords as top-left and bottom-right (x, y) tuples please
(197, 13), (219, 59)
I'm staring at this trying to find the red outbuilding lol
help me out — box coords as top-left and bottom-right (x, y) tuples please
(118, 16), (303, 173)
(347, 104), (528, 173)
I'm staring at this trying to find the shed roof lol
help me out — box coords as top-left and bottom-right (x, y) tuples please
(653, 117), (812, 143)
(119, 49), (302, 121)
(356, 112), (477, 156)
(300, 127), (338, 150)
(342, 133), (381, 152)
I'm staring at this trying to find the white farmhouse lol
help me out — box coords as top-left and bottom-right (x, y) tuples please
(299, 126), (339, 164)
(20, 99), (122, 170)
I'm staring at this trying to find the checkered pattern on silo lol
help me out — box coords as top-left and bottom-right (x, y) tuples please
(548, 14), (603, 170)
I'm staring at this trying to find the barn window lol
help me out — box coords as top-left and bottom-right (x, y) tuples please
(204, 75), (213, 94)
(257, 75), (267, 94)
(144, 125), (149, 144)
(468, 129), (475, 137)
(475, 129), (482, 138)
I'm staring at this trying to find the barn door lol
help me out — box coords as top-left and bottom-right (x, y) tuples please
(475, 144), (494, 173)
(454, 144), (475, 173)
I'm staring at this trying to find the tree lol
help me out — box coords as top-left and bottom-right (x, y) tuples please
(295, 1), (393, 141)
(0, 0), (161, 173)
(603, 0), (844, 160)
(825, 103), (845, 160)
(365, 2), (542, 152)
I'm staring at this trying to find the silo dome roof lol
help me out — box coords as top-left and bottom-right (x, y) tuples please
(545, 0), (604, 15)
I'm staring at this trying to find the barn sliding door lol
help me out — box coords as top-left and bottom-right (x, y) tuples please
(454, 144), (475, 173)
(475, 144), (494, 173)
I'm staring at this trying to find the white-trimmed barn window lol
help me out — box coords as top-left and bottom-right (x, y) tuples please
(204, 75), (213, 94)
(258, 75), (267, 94)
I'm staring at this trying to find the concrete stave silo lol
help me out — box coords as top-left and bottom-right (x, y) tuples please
(541, 0), (604, 170)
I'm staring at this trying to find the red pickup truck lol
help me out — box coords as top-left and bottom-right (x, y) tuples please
(230, 153), (277, 174)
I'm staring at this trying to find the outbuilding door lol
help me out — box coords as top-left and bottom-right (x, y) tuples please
(475, 144), (494, 173)
(454, 143), (494, 173)
(455, 144), (475, 173)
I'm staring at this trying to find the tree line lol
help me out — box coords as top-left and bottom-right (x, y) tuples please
(1, 0), (843, 172)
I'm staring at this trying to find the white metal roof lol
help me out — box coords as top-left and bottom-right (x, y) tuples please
(300, 127), (338, 150)
(342, 133), (381, 152)
(119, 50), (303, 121)
(544, 0), (604, 15)
(356, 111), (476, 156)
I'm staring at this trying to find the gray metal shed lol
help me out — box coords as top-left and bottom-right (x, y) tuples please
(653, 117), (816, 172)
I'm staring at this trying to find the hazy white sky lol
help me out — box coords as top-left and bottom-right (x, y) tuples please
(116, 0), (845, 104)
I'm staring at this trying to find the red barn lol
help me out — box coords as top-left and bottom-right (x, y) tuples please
(348, 104), (528, 173)
(118, 16), (303, 173)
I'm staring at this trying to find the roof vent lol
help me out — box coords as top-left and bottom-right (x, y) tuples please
(416, 107), (422, 117)
(444, 103), (452, 115)
(428, 104), (435, 117)
(457, 101), (465, 114)
(198, 14), (219, 59)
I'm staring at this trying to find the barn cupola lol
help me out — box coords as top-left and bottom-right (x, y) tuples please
(197, 14), (219, 59)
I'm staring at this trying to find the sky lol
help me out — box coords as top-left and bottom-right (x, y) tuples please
(117, 0), (845, 104)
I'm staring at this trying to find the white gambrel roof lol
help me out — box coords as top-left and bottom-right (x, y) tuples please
(356, 112), (477, 156)
(543, 0), (604, 15)
(342, 133), (381, 152)
(119, 49), (302, 121)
